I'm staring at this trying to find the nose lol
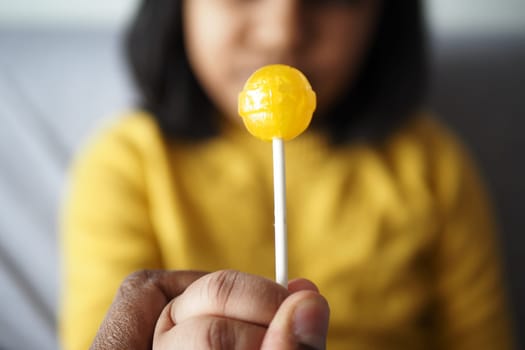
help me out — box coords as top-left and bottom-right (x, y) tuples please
(253, 0), (305, 55)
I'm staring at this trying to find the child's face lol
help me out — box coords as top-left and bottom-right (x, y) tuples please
(183, 0), (380, 121)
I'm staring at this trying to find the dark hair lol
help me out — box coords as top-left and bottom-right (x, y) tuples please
(126, 0), (427, 143)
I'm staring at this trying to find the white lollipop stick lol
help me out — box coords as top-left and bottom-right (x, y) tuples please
(272, 137), (288, 287)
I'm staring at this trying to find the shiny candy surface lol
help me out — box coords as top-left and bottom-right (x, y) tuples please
(238, 64), (316, 141)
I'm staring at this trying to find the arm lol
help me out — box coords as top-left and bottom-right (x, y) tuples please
(60, 123), (162, 350)
(431, 138), (514, 349)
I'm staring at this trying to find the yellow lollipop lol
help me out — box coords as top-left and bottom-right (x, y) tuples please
(238, 64), (316, 287)
(238, 64), (316, 141)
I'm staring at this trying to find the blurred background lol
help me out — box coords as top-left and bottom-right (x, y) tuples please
(0, 0), (523, 349)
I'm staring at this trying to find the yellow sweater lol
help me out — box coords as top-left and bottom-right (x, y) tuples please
(60, 111), (513, 350)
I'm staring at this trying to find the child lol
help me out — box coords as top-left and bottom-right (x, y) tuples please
(60, 0), (514, 349)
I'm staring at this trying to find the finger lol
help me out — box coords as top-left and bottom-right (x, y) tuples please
(154, 299), (177, 337)
(90, 270), (207, 350)
(288, 278), (319, 293)
(125, 270), (208, 300)
(261, 290), (330, 350)
(172, 270), (289, 326)
(154, 315), (266, 350)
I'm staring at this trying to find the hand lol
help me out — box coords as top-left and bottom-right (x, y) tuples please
(90, 270), (329, 350)
(90, 270), (207, 350)
(154, 270), (330, 349)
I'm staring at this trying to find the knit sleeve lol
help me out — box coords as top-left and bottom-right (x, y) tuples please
(429, 127), (515, 349)
(59, 118), (162, 350)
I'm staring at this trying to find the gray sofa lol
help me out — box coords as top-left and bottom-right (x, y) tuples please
(0, 28), (133, 350)
(0, 28), (523, 349)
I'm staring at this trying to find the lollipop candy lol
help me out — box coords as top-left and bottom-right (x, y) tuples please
(238, 64), (316, 286)
(238, 64), (316, 141)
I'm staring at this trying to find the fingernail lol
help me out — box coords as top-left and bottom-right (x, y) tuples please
(293, 296), (330, 350)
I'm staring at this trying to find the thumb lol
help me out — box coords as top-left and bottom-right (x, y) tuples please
(261, 283), (330, 350)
